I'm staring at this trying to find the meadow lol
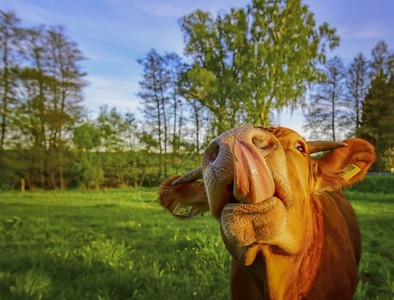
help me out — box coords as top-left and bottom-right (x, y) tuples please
(0, 177), (393, 299)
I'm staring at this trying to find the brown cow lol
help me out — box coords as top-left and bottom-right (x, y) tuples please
(159, 127), (375, 299)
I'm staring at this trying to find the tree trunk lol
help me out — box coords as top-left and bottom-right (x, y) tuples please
(0, 48), (10, 158)
(156, 99), (162, 176)
(172, 95), (177, 156)
(331, 90), (336, 141)
(161, 95), (168, 177)
(176, 102), (184, 174)
(133, 153), (138, 188)
(58, 88), (66, 190)
(139, 168), (148, 187)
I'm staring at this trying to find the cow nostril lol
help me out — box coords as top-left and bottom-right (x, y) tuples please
(204, 142), (220, 163)
(226, 181), (234, 193)
(252, 136), (275, 150)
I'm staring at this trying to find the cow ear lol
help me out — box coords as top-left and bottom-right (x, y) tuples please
(315, 138), (376, 191)
(159, 176), (210, 219)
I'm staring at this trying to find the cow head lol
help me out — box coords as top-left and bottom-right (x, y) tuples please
(159, 126), (375, 296)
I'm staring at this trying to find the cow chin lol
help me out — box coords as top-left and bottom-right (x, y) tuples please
(220, 196), (288, 264)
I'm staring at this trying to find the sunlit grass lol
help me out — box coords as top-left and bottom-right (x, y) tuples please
(346, 191), (394, 299)
(0, 187), (392, 299)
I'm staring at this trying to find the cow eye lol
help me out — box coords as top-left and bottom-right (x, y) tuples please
(295, 142), (305, 153)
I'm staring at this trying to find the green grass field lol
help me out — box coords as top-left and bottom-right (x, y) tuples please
(0, 185), (393, 299)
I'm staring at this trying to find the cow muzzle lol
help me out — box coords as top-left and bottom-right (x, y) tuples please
(198, 128), (292, 261)
(202, 128), (293, 216)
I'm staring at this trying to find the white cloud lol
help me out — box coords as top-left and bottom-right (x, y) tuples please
(84, 75), (141, 117)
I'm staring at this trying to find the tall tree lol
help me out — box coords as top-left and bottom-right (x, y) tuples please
(164, 52), (187, 158)
(17, 66), (52, 186)
(179, 0), (339, 131)
(179, 67), (209, 159)
(304, 56), (347, 140)
(137, 49), (170, 177)
(0, 10), (22, 158)
(18, 25), (50, 186)
(45, 25), (86, 189)
(359, 75), (393, 172)
(359, 41), (393, 172)
(370, 41), (394, 80)
(347, 53), (369, 136)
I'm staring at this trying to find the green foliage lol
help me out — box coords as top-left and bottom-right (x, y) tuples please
(359, 75), (394, 172)
(1, 8), (393, 191)
(350, 175), (394, 194)
(0, 10), (22, 156)
(0, 184), (392, 299)
(1, 10), (87, 190)
(73, 123), (101, 151)
(180, 0), (339, 129)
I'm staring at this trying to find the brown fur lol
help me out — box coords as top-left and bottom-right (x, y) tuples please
(158, 127), (375, 299)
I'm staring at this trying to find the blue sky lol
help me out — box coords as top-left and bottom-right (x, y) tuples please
(1, 0), (393, 133)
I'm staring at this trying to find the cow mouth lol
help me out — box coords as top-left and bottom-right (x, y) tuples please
(223, 194), (279, 214)
(220, 193), (288, 266)
(221, 190), (287, 234)
(219, 140), (290, 264)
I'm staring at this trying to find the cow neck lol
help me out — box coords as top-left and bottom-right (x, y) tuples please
(296, 194), (324, 297)
(306, 191), (360, 299)
(244, 196), (324, 299)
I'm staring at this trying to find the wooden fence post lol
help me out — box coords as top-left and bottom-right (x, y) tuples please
(21, 178), (25, 194)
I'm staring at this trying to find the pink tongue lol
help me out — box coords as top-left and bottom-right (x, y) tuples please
(233, 140), (275, 204)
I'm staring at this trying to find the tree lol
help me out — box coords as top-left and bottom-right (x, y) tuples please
(137, 49), (170, 177)
(346, 53), (369, 136)
(164, 52), (187, 158)
(73, 122), (101, 151)
(95, 106), (137, 187)
(96, 105), (128, 152)
(73, 122), (103, 189)
(0, 10), (22, 158)
(16, 26), (51, 186)
(370, 41), (394, 80)
(358, 41), (393, 172)
(359, 75), (393, 172)
(304, 56), (348, 140)
(17, 66), (53, 187)
(45, 25), (87, 189)
(12, 24), (87, 189)
(179, 67), (209, 158)
(179, 0), (339, 130)
(0, 11), (91, 190)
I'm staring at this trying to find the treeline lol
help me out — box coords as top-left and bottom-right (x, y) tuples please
(0, 11), (88, 189)
(0, 9), (203, 189)
(0, 1), (393, 190)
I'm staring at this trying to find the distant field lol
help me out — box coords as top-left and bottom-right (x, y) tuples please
(0, 184), (393, 299)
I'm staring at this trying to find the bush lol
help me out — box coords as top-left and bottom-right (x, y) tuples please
(350, 175), (394, 194)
